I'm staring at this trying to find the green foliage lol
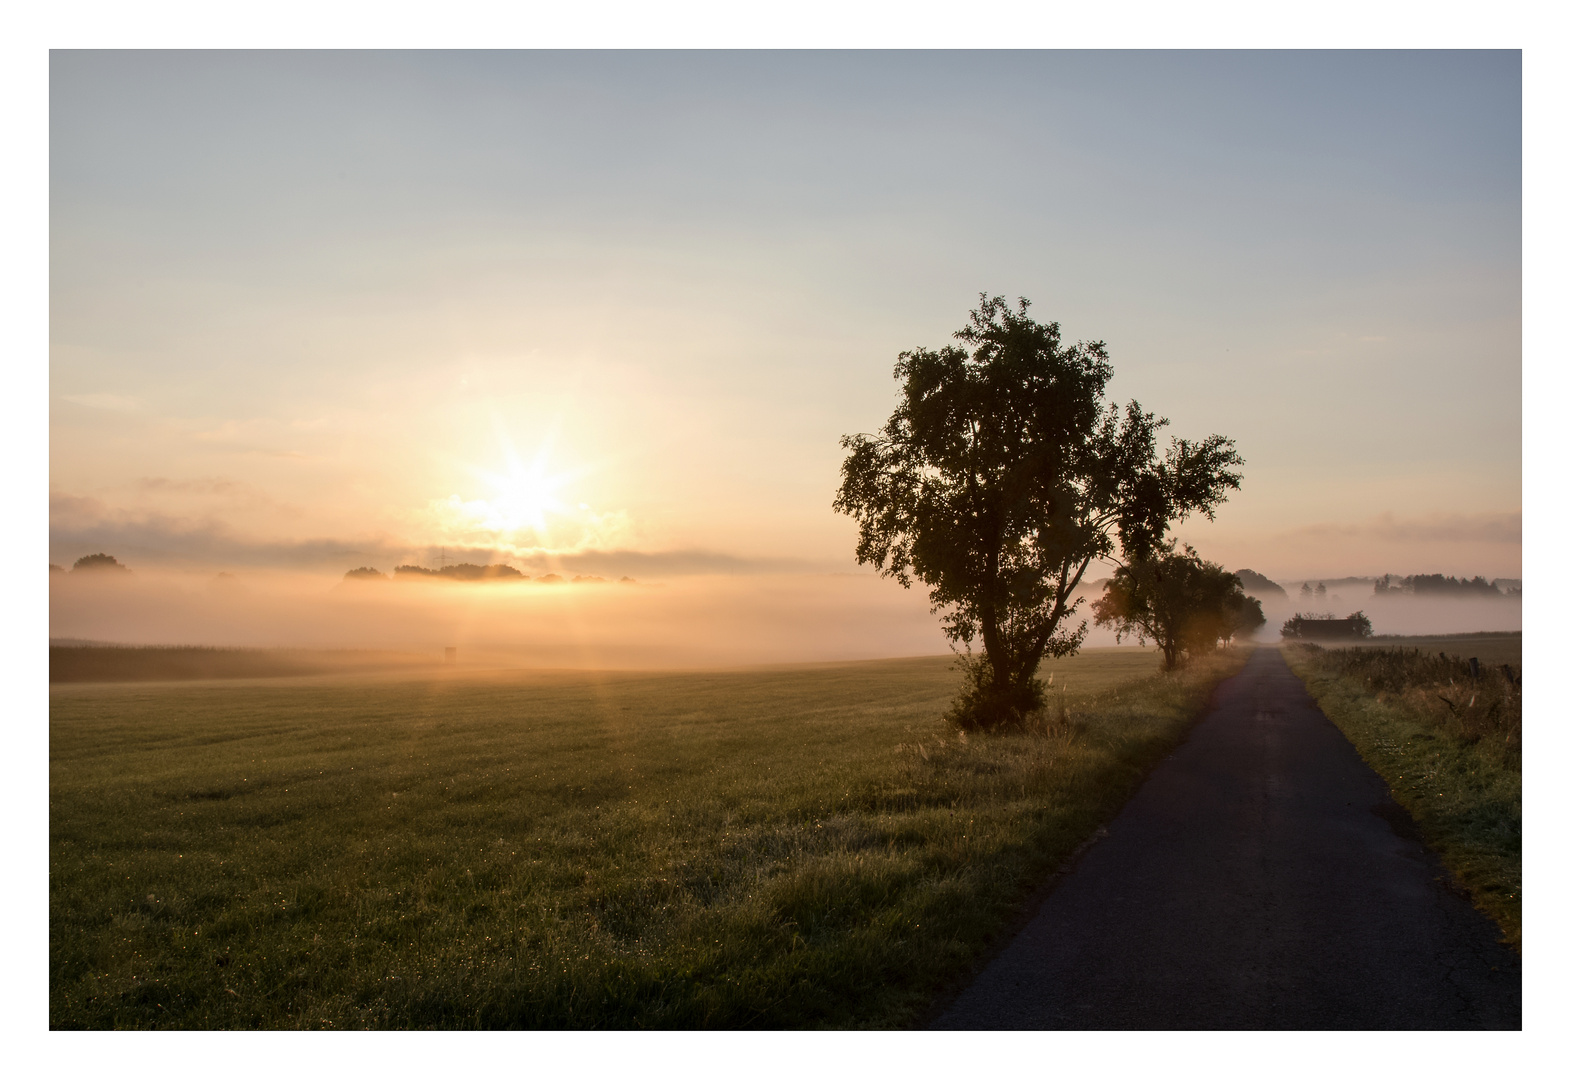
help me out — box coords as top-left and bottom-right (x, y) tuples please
(1090, 543), (1264, 670)
(834, 295), (1242, 728)
(1285, 643), (1520, 947)
(50, 648), (1246, 1029)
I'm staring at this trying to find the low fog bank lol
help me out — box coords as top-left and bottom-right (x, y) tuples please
(50, 561), (1517, 665)
(50, 568), (978, 667)
(1252, 593), (1520, 641)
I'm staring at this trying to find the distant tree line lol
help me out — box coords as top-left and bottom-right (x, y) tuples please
(1373, 574), (1518, 598)
(346, 565), (637, 584)
(1232, 569), (1287, 600)
(50, 554), (130, 574)
(392, 563), (526, 582)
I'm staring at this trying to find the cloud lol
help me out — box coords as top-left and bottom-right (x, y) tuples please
(1282, 511), (1521, 545)
(137, 477), (243, 495)
(524, 549), (830, 576)
(49, 491), (838, 576)
(50, 492), (391, 569)
(59, 393), (139, 411)
(1178, 509), (1522, 581)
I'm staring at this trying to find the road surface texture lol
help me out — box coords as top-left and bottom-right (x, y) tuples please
(934, 647), (1521, 1029)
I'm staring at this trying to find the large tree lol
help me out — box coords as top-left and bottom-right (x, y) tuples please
(1091, 543), (1265, 670)
(834, 296), (1242, 728)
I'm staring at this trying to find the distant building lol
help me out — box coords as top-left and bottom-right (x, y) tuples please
(1281, 612), (1373, 641)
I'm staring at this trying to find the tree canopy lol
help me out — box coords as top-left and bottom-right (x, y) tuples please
(71, 553), (128, 573)
(1091, 543), (1265, 670)
(834, 295), (1243, 727)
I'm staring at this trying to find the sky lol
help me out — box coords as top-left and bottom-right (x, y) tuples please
(49, 50), (1522, 644)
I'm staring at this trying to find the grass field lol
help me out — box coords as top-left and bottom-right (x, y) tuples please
(51, 645), (1247, 1029)
(1341, 632), (1521, 667)
(1285, 633), (1521, 948)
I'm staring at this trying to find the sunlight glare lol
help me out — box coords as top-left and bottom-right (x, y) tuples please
(480, 459), (569, 533)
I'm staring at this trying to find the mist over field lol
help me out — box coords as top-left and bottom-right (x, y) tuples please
(50, 559), (1520, 667)
(1253, 591), (1520, 641)
(49, 567), (967, 667)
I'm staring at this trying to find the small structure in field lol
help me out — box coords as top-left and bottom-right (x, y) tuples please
(1280, 611), (1373, 641)
(444, 647), (457, 664)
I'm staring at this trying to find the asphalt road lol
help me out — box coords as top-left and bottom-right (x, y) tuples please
(933, 647), (1521, 1029)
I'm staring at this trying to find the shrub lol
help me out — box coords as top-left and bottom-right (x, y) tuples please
(71, 553), (128, 573)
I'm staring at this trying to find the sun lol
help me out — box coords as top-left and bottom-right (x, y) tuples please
(481, 460), (569, 533)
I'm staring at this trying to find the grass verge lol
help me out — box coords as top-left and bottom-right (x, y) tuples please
(52, 647), (1248, 1029)
(1283, 642), (1520, 948)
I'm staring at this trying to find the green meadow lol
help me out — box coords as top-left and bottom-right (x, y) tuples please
(51, 646), (1247, 1029)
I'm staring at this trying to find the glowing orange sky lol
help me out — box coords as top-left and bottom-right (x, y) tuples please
(50, 52), (1521, 585)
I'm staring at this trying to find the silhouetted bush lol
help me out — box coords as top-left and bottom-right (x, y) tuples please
(1373, 573), (1512, 598)
(344, 567), (388, 580)
(72, 553), (128, 573)
(393, 563), (525, 581)
(438, 563), (525, 581)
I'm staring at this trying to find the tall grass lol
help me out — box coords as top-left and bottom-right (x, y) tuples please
(1298, 644), (1520, 754)
(1285, 642), (1520, 947)
(51, 648), (1247, 1029)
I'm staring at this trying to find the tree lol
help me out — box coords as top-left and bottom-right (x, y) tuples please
(1091, 543), (1264, 670)
(834, 296), (1243, 728)
(71, 553), (128, 573)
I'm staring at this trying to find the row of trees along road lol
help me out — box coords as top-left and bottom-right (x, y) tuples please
(835, 296), (1248, 730)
